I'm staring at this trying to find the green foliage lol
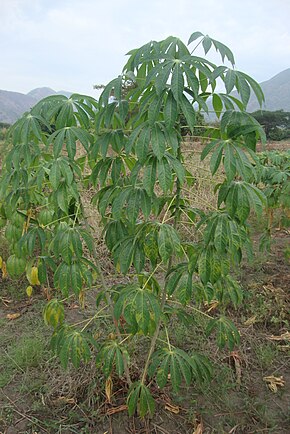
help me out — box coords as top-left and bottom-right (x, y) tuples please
(0, 31), (281, 418)
(251, 110), (290, 140)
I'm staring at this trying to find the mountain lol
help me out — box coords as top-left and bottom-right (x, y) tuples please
(0, 87), (72, 124)
(1, 69), (290, 124)
(247, 68), (290, 113)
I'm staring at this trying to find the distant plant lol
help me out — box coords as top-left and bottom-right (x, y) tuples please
(0, 122), (10, 141)
(0, 32), (268, 417)
(251, 110), (290, 141)
(256, 150), (290, 250)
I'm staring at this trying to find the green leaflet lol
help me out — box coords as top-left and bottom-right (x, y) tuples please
(158, 224), (181, 262)
(180, 94), (196, 133)
(143, 157), (157, 194)
(206, 316), (240, 350)
(149, 347), (212, 391)
(157, 157), (172, 192)
(171, 63), (184, 102)
(114, 284), (161, 335)
(51, 327), (91, 369)
(164, 90), (178, 129)
(127, 383), (155, 418)
(151, 123), (166, 160)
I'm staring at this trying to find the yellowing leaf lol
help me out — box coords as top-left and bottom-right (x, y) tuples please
(2, 261), (7, 279)
(26, 285), (33, 297)
(28, 266), (40, 285)
(0, 256), (3, 269)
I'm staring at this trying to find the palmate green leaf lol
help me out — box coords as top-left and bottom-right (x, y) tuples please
(127, 382), (155, 418)
(96, 340), (126, 378)
(171, 63), (184, 102)
(52, 328), (92, 369)
(206, 316), (240, 351)
(215, 275), (244, 307)
(189, 353), (212, 383)
(224, 181), (265, 222)
(198, 247), (222, 284)
(149, 347), (209, 392)
(114, 284), (161, 335)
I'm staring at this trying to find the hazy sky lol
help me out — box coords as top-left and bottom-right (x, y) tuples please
(1, 0), (290, 96)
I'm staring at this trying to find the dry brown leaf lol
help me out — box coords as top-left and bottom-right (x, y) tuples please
(263, 375), (285, 393)
(193, 413), (203, 434)
(204, 300), (219, 312)
(165, 403), (180, 414)
(193, 423), (203, 434)
(268, 331), (290, 342)
(52, 396), (76, 405)
(6, 312), (21, 320)
(277, 344), (290, 352)
(0, 297), (12, 306)
(229, 351), (242, 389)
(244, 315), (257, 326)
(106, 404), (127, 415)
(105, 376), (113, 403)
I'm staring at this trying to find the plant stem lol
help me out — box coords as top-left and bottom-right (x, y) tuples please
(141, 140), (183, 383)
(141, 284), (168, 384)
(79, 200), (132, 386)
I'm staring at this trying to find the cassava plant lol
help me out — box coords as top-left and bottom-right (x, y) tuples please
(0, 32), (268, 416)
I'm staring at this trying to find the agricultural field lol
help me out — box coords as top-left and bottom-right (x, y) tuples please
(0, 33), (289, 434)
(0, 136), (289, 434)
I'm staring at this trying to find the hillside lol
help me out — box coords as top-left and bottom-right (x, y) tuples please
(0, 87), (72, 124)
(0, 90), (37, 124)
(247, 68), (290, 112)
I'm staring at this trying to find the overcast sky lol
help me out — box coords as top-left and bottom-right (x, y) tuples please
(1, 0), (290, 96)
